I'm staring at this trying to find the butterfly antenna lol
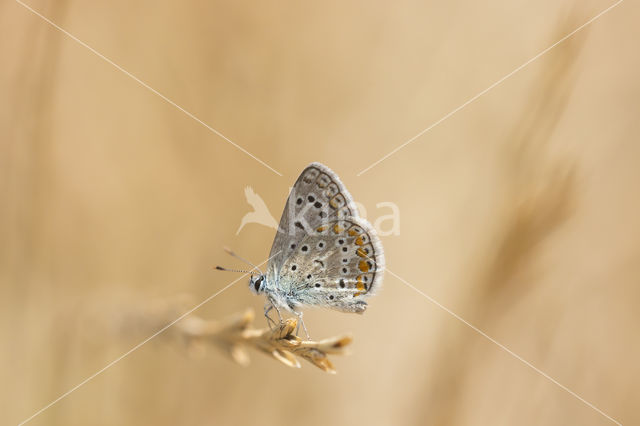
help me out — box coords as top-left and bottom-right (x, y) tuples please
(222, 246), (264, 275)
(215, 266), (253, 273)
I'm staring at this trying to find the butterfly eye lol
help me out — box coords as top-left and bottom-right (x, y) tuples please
(254, 277), (263, 292)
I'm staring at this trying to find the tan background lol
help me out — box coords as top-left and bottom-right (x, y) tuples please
(1, 0), (638, 425)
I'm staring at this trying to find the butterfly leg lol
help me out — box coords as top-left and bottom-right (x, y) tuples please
(267, 296), (284, 324)
(263, 303), (277, 330)
(294, 311), (310, 340)
(273, 304), (284, 328)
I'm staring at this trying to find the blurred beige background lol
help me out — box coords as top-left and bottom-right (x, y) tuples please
(1, 0), (639, 425)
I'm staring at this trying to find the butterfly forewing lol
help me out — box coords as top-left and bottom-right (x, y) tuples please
(267, 163), (359, 279)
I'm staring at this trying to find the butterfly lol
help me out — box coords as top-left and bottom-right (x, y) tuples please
(219, 162), (384, 338)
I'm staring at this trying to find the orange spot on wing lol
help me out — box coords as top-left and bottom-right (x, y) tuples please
(333, 224), (344, 234)
(358, 260), (370, 272)
(356, 248), (367, 257)
(316, 226), (327, 232)
(355, 236), (364, 246)
(348, 229), (359, 237)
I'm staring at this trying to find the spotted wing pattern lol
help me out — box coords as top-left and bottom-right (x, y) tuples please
(277, 217), (384, 313)
(267, 163), (359, 281)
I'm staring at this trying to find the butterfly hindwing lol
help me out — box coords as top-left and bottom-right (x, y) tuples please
(277, 217), (384, 313)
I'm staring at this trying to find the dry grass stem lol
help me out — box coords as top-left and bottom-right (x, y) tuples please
(170, 309), (352, 374)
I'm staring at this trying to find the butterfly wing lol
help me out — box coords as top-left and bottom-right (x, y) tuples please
(267, 163), (359, 283)
(277, 217), (385, 313)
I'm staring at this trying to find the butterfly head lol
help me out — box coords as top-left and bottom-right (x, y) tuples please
(216, 247), (267, 295)
(249, 274), (266, 295)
